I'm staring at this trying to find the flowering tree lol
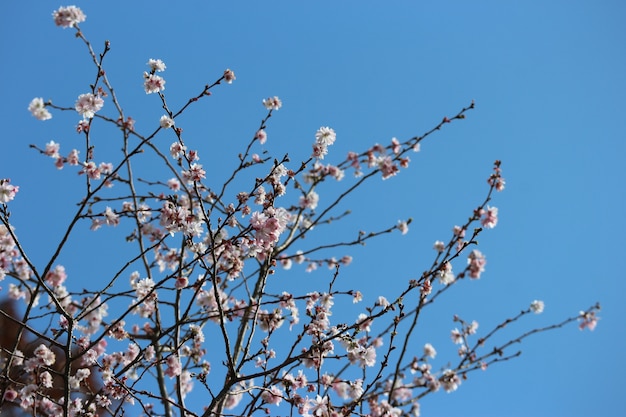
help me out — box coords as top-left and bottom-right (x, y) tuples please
(0, 6), (599, 417)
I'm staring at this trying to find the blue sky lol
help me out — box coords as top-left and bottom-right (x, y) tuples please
(1, 1), (624, 416)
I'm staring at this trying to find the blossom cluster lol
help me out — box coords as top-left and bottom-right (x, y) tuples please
(52, 5), (85, 28)
(27, 98), (52, 121)
(0, 7), (599, 417)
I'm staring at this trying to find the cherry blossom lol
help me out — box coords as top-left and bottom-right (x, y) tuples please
(397, 220), (409, 235)
(480, 205), (498, 229)
(165, 354), (182, 378)
(262, 96), (282, 110)
(170, 141), (187, 158)
(45, 264), (67, 286)
(147, 58), (166, 72)
(75, 93), (104, 119)
(467, 249), (486, 279)
(160, 115), (174, 128)
(182, 163), (206, 183)
(144, 72), (166, 94)
(433, 240), (445, 253)
(530, 300), (545, 314)
(52, 5), (86, 28)
(223, 68), (236, 83)
(579, 310), (599, 331)
(33, 344), (56, 366)
(315, 126), (336, 146)
(424, 343), (437, 359)
(438, 262), (455, 285)
(299, 190), (319, 210)
(0, 179), (19, 203)
(441, 369), (461, 392)
(28, 97), (52, 120)
(450, 328), (463, 344)
(378, 155), (399, 179)
(260, 385), (284, 405)
(5, 11), (599, 415)
(255, 129), (267, 144)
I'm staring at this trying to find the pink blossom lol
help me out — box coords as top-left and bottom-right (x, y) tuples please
(182, 163), (206, 183)
(165, 354), (182, 378)
(262, 96), (282, 110)
(468, 320), (479, 335)
(3, 388), (18, 402)
(579, 310), (599, 331)
(299, 191), (319, 210)
(438, 262), (455, 285)
(67, 149), (80, 165)
(28, 97), (52, 120)
(80, 161), (101, 180)
(453, 225), (466, 238)
(397, 220), (409, 235)
(312, 143), (329, 160)
(75, 93), (104, 119)
(441, 369), (461, 392)
(255, 129), (267, 144)
(99, 162), (113, 175)
(147, 58), (166, 72)
(378, 156), (399, 180)
(391, 137), (401, 154)
(433, 240), (445, 253)
(356, 313), (372, 332)
(39, 370), (53, 388)
(34, 344), (56, 366)
(104, 207), (120, 227)
(530, 300), (545, 314)
(261, 385), (283, 405)
(144, 72), (166, 94)
(170, 142), (187, 159)
(45, 264), (67, 286)
(188, 150), (200, 161)
(250, 210), (287, 249)
(315, 126), (336, 147)
(76, 119), (89, 133)
(424, 343), (437, 359)
(160, 115), (174, 128)
(310, 395), (330, 416)
(347, 345), (376, 368)
(480, 206), (498, 229)
(52, 6), (86, 28)
(450, 328), (463, 344)
(223, 68), (236, 83)
(467, 249), (486, 279)
(0, 179), (19, 203)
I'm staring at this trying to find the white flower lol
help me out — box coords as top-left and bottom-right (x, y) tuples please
(262, 96), (282, 110)
(223, 69), (235, 84)
(433, 240), (445, 253)
(0, 180), (19, 203)
(28, 98), (52, 120)
(144, 73), (166, 94)
(315, 127), (336, 146)
(147, 59), (166, 72)
(530, 300), (544, 314)
(438, 262), (455, 285)
(75, 93), (104, 119)
(441, 369), (461, 392)
(52, 6), (86, 28)
(423, 343), (437, 359)
(160, 115), (174, 128)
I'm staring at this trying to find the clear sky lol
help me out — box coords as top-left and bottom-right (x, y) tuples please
(1, 1), (624, 416)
